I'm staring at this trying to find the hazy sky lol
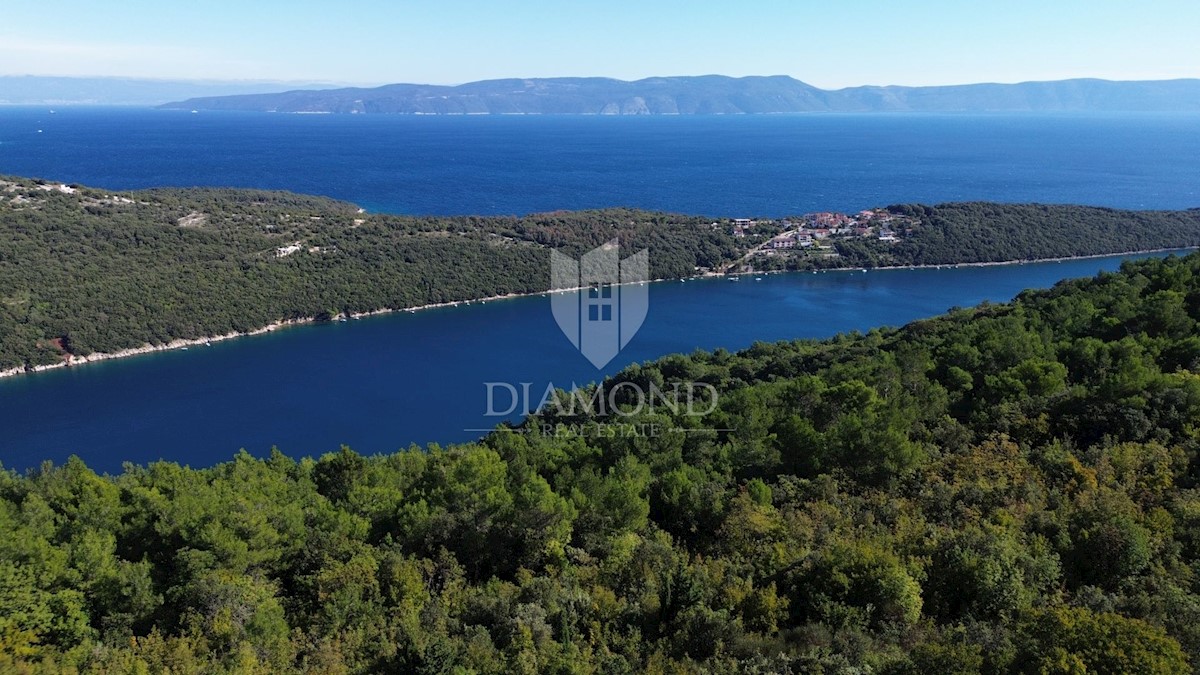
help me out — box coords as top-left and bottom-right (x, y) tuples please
(2, 0), (1198, 87)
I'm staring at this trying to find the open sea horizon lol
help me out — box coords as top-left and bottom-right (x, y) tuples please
(0, 108), (1197, 216)
(1, 108), (1199, 471)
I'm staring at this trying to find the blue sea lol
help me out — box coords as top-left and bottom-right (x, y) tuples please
(0, 108), (1197, 215)
(1, 108), (1198, 472)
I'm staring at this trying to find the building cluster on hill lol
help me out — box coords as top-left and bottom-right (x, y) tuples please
(729, 209), (918, 257)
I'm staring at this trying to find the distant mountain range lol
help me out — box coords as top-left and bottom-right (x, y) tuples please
(0, 76), (344, 106)
(159, 75), (1200, 114)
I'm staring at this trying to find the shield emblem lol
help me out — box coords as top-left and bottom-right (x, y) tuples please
(550, 240), (649, 369)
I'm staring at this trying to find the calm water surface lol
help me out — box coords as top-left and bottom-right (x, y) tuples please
(0, 254), (1174, 472)
(1, 109), (1197, 470)
(0, 109), (1197, 216)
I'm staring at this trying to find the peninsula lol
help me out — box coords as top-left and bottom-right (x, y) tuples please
(2, 174), (1199, 376)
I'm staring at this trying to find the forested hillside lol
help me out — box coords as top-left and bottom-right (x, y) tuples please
(5, 254), (1200, 672)
(889, 202), (1200, 264)
(2, 175), (1198, 374)
(822, 202), (1200, 270)
(0, 177), (736, 371)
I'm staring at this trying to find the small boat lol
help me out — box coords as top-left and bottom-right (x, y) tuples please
(190, 110), (199, 114)
(755, 277), (763, 281)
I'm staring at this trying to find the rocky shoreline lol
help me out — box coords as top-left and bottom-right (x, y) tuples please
(2, 247), (1192, 381)
(0, 319), (304, 379)
(0, 287), (569, 380)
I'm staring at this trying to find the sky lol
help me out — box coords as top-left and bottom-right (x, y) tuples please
(2, 0), (1198, 88)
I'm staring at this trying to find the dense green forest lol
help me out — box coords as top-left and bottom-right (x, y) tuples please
(2, 175), (1198, 373)
(794, 202), (1200, 271)
(5, 253), (1200, 672)
(0, 177), (736, 371)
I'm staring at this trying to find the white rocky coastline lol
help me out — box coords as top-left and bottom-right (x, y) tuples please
(0, 320), (303, 379)
(0, 288), (549, 380)
(2, 246), (1191, 381)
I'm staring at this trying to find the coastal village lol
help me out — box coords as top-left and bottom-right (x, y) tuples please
(719, 208), (921, 271)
